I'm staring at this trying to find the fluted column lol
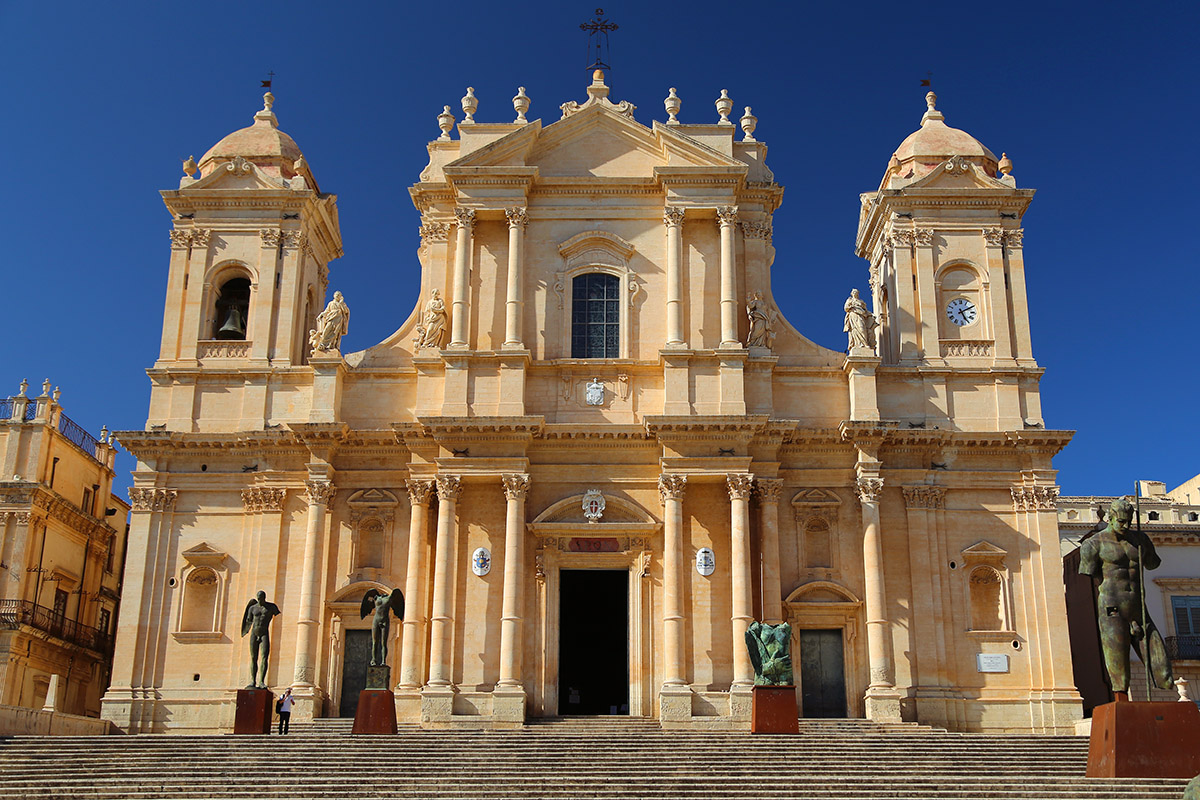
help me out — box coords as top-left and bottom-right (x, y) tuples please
(503, 208), (528, 348)
(857, 473), (899, 719)
(498, 474), (530, 687)
(663, 207), (686, 347)
(295, 479), (335, 686)
(449, 208), (475, 348)
(398, 479), (434, 689)
(717, 206), (739, 347)
(728, 474), (756, 687)
(426, 475), (462, 686)
(756, 479), (784, 625)
(659, 474), (688, 685)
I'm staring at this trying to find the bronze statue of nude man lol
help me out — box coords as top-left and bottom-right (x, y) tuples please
(1078, 498), (1172, 698)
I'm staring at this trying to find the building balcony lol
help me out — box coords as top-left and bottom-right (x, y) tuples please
(0, 600), (113, 655)
(1166, 635), (1200, 661)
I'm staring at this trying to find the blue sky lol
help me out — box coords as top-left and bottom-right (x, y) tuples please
(1, 1), (1197, 497)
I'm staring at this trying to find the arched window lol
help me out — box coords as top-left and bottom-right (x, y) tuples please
(213, 277), (251, 340)
(804, 518), (832, 569)
(1147, 511), (1160, 521)
(969, 567), (1004, 631)
(1066, 509), (1078, 520)
(571, 273), (620, 358)
(180, 568), (219, 632)
(1188, 512), (1198, 522)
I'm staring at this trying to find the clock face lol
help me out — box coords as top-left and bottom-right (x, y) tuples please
(946, 297), (977, 326)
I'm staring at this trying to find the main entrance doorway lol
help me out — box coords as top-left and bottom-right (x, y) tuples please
(558, 569), (629, 715)
(799, 628), (847, 718)
(338, 629), (371, 717)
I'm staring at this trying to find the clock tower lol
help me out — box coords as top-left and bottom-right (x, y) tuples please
(855, 92), (1040, 431)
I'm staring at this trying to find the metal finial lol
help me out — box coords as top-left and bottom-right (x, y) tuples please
(580, 8), (618, 71)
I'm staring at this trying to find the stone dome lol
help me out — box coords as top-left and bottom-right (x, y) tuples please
(889, 92), (997, 181)
(197, 92), (305, 180)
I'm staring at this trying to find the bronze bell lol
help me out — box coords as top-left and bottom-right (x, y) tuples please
(216, 307), (246, 340)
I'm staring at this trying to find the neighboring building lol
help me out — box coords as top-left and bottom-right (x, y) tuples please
(1059, 479), (1200, 708)
(103, 74), (1080, 734)
(0, 381), (130, 717)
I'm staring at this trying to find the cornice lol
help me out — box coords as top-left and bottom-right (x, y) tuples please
(113, 430), (306, 458)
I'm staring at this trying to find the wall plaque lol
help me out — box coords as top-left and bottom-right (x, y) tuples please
(976, 653), (1009, 673)
(568, 538), (621, 553)
(471, 547), (491, 576)
(696, 547), (716, 576)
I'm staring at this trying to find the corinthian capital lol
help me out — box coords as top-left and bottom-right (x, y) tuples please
(502, 474), (531, 501)
(436, 475), (463, 502)
(406, 479), (435, 506)
(303, 480), (336, 506)
(726, 473), (756, 500)
(855, 477), (884, 504)
(756, 478), (784, 503)
(453, 207), (476, 232)
(505, 207), (529, 230)
(663, 206), (686, 228)
(901, 485), (945, 510)
(658, 474), (687, 504)
(716, 206), (739, 226)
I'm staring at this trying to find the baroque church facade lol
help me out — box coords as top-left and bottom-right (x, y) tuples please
(102, 72), (1081, 733)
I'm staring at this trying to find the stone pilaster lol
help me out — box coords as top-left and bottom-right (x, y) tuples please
(495, 473), (530, 726)
(657, 474), (691, 724)
(293, 479), (335, 722)
(856, 472), (902, 721)
(756, 479), (784, 625)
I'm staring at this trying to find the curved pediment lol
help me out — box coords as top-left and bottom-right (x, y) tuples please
(785, 580), (861, 605)
(531, 492), (655, 526)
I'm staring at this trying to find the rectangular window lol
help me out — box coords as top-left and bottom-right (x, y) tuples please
(97, 608), (111, 636)
(570, 273), (620, 358)
(105, 536), (115, 573)
(82, 488), (93, 515)
(1172, 596), (1200, 637)
(52, 589), (68, 617)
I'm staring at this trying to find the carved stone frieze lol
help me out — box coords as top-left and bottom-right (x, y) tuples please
(198, 340), (251, 359)
(663, 207), (686, 228)
(1011, 485), (1059, 512)
(406, 479), (435, 506)
(453, 207), (476, 232)
(129, 488), (178, 512)
(241, 487), (287, 513)
(505, 207), (529, 230)
(502, 474), (531, 501)
(726, 473), (756, 500)
(435, 475), (463, 503)
(855, 477), (884, 504)
(658, 474), (687, 504)
(901, 486), (946, 510)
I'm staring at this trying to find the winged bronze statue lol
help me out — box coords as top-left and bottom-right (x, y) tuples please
(360, 588), (405, 666)
(241, 590), (282, 688)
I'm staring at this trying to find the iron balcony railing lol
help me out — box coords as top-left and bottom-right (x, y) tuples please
(57, 412), (99, 457)
(1166, 635), (1200, 660)
(0, 600), (113, 654)
(0, 399), (38, 421)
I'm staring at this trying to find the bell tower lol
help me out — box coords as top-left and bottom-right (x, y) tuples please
(855, 92), (1040, 431)
(149, 93), (342, 430)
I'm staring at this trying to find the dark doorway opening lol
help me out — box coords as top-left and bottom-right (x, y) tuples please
(339, 629), (371, 717)
(558, 569), (629, 715)
(800, 628), (847, 718)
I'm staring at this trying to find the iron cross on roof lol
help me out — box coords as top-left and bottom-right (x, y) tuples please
(580, 8), (618, 71)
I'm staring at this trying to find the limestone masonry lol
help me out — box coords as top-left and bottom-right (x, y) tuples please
(101, 73), (1080, 733)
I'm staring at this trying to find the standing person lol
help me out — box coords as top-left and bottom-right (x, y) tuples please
(277, 687), (294, 735)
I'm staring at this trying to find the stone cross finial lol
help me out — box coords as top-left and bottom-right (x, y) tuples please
(513, 87), (530, 123)
(437, 106), (455, 141)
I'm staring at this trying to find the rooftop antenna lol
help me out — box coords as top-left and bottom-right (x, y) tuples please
(581, 8), (618, 71)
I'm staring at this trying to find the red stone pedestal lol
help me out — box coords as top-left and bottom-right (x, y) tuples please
(1087, 700), (1200, 778)
(751, 685), (799, 734)
(233, 688), (273, 734)
(352, 689), (398, 735)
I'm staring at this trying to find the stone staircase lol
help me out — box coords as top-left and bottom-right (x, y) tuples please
(0, 717), (1189, 799)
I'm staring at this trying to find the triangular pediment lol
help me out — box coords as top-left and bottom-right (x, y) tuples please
(445, 121), (542, 168)
(181, 541), (227, 567)
(791, 488), (843, 506)
(347, 488), (399, 507)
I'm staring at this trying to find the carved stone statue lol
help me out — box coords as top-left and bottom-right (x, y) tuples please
(745, 621), (793, 685)
(843, 288), (877, 352)
(746, 292), (776, 349)
(360, 588), (405, 667)
(1078, 498), (1173, 696)
(241, 590), (281, 689)
(413, 289), (447, 350)
(309, 291), (350, 354)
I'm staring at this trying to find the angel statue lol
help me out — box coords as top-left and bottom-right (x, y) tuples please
(745, 620), (794, 686)
(309, 291), (350, 355)
(360, 588), (405, 667)
(241, 590), (282, 689)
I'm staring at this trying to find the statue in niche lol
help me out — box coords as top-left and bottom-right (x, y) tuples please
(1078, 497), (1173, 697)
(360, 588), (405, 667)
(745, 621), (793, 686)
(746, 292), (777, 349)
(309, 291), (350, 354)
(843, 288), (877, 352)
(413, 289), (447, 350)
(241, 590), (282, 689)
